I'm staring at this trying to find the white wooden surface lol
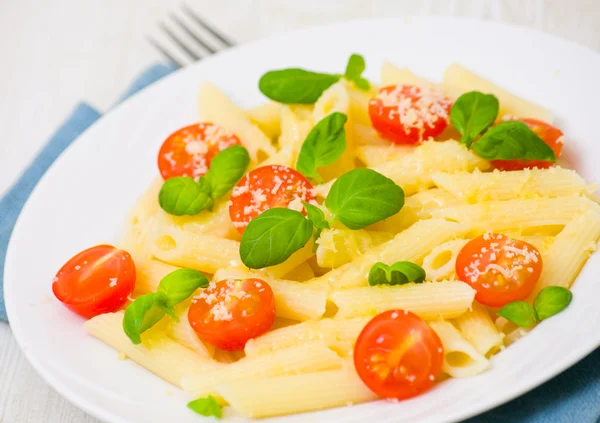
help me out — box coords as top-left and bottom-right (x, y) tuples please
(0, 0), (599, 421)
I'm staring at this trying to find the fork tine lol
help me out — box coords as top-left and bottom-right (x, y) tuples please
(146, 36), (184, 68)
(181, 4), (234, 47)
(170, 14), (217, 54)
(159, 22), (201, 61)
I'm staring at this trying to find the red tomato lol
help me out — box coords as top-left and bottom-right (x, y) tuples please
(354, 310), (444, 400)
(228, 165), (316, 234)
(455, 232), (543, 307)
(188, 278), (275, 351)
(157, 123), (241, 180)
(368, 85), (453, 144)
(492, 118), (564, 171)
(52, 245), (136, 318)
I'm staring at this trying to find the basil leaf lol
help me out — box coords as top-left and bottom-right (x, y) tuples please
(240, 208), (313, 268)
(473, 121), (556, 161)
(344, 54), (370, 91)
(325, 168), (404, 230)
(497, 301), (538, 328)
(259, 69), (340, 104)
(188, 395), (222, 419)
(122, 293), (166, 344)
(450, 91), (499, 148)
(302, 201), (329, 229)
(207, 145), (250, 199)
(157, 268), (209, 307)
(533, 286), (573, 321)
(158, 177), (213, 216)
(368, 261), (426, 286)
(296, 112), (347, 181)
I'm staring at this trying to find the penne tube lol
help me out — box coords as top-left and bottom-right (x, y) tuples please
(84, 312), (221, 388)
(331, 281), (475, 320)
(452, 302), (504, 357)
(216, 366), (378, 418)
(429, 320), (490, 378)
(246, 101), (282, 140)
(529, 210), (600, 298)
(198, 82), (276, 161)
(432, 167), (594, 203)
(441, 63), (553, 122)
(431, 196), (600, 232)
(181, 340), (344, 397)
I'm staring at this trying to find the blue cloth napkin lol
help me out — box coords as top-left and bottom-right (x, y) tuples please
(0, 62), (598, 423)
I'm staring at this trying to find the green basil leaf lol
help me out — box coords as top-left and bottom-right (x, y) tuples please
(301, 201), (329, 229)
(497, 301), (538, 328)
(258, 69), (340, 104)
(157, 268), (209, 307)
(450, 91), (499, 148)
(296, 112), (347, 181)
(240, 208), (313, 268)
(206, 145), (251, 199)
(344, 54), (370, 90)
(158, 177), (213, 216)
(325, 168), (404, 230)
(473, 120), (556, 161)
(122, 293), (166, 344)
(187, 395), (222, 419)
(368, 261), (426, 286)
(533, 286), (573, 321)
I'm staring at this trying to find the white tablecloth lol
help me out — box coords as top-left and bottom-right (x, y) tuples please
(1, 0), (599, 421)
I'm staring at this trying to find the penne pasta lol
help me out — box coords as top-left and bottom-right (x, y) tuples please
(198, 82), (276, 161)
(441, 63), (553, 122)
(421, 239), (468, 282)
(432, 167), (594, 203)
(216, 366), (378, 418)
(331, 281), (475, 320)
(529, 210), (600, 298)
(453, 302), (504, 357)
(431, 196), (600, 232)
(84, 312), (221, 388)
(181, 340), (344, 397)
(246, 101), (282, 140)
(429, 320), (490, 378)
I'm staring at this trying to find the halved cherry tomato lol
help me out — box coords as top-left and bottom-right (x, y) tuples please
(455, 232), (542, 307)
(52, 245), (136, 318)
(157, 123), (241, 180)
(228, 165), (315, 234)
(368, 84), (453, 144)
(491, 118), (564, 171)
(354, 310), (444, 400)
(188, 278), (275, 351)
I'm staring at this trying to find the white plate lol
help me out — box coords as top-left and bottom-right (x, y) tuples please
(5, 17), (600, 423)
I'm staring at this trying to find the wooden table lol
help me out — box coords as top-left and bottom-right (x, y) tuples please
(1, 0), (599, 421)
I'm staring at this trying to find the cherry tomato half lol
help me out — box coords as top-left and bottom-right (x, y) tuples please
(492, 118), (564, 171)
(455, 232), (543, 307)
(228, 165), (316, 234)
(354, 310), (444, 400)
(157, 123), (240, 180)
(52, 245), (136, 318)
(368, 84), (453, 144)
(188, 278), (276, 351)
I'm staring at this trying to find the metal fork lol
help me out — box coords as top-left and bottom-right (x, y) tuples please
(148, 4), (235, 68)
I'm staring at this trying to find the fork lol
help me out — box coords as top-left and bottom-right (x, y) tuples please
(148, 4), (234, 68)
